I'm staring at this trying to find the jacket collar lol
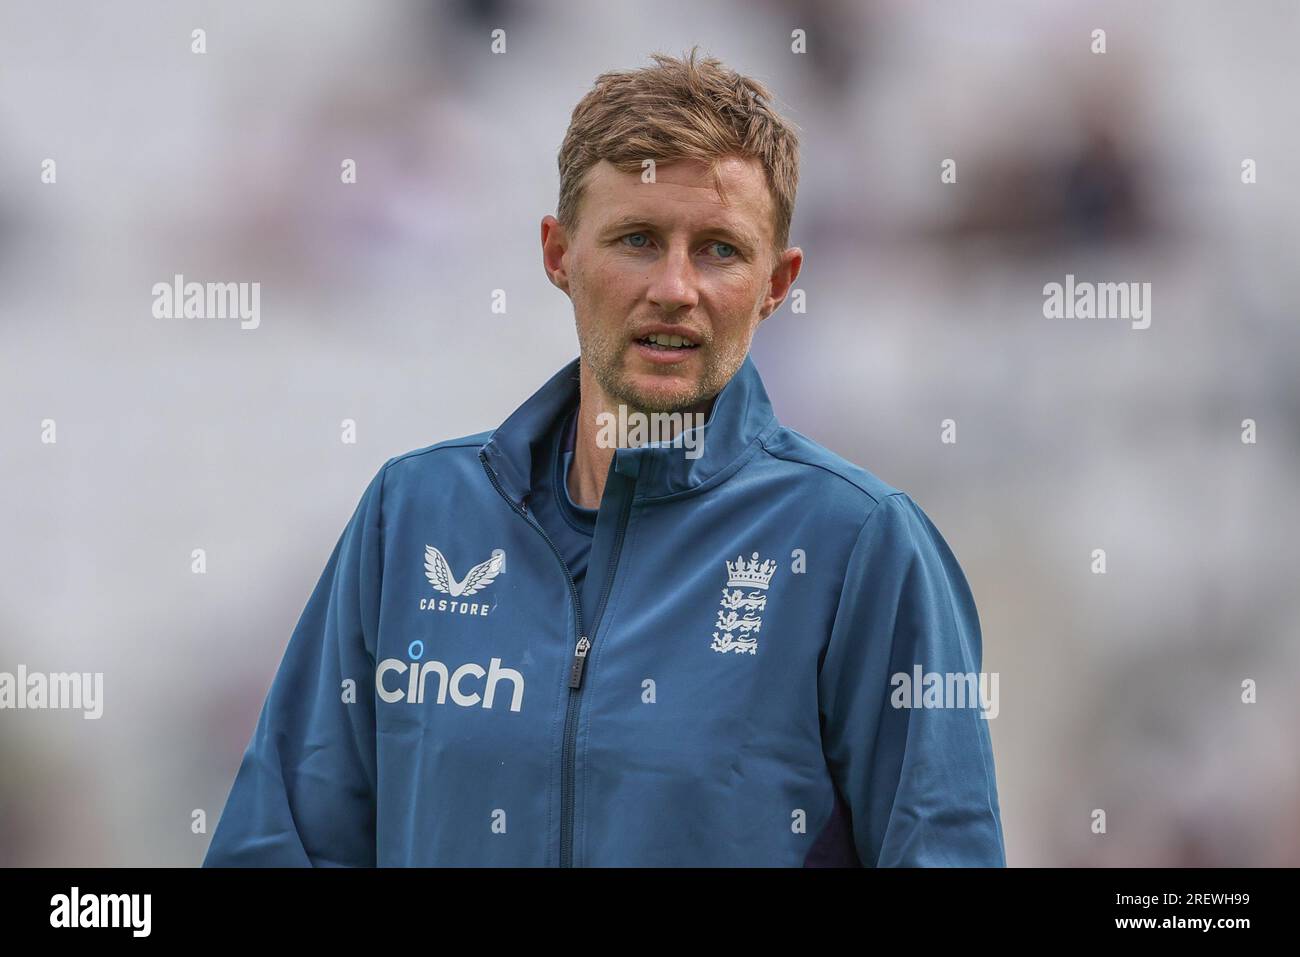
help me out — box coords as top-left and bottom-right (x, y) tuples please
(479, 353), (779, 505)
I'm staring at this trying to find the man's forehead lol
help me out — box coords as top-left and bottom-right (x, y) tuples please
(582, 157), (771, 237)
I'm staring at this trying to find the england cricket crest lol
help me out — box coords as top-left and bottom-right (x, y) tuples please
(710, 551), (777, 655)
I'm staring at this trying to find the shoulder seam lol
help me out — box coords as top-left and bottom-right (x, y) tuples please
(757, 438), (895, 506)
(855, 489), (908, 538)
(386, 437), (488, 469)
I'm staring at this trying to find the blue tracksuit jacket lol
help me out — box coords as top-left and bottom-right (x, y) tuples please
(203, 354), (1006, 867)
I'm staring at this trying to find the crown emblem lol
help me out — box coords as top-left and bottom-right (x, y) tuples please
(726, 552), (777, 591)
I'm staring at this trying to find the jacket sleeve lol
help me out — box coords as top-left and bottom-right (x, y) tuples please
(818, 492), (1006, 866)
(203, 462), (387, 867)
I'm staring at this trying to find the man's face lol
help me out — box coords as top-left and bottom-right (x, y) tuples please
(542, 156), (801, 415)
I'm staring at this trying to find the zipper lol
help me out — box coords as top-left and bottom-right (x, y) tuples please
(479, 449), (635, 868)
(568, 636), (591, 688)
(557, 481), (633, 866)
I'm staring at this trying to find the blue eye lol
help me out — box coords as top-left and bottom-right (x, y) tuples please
(619, 233), (737, 258)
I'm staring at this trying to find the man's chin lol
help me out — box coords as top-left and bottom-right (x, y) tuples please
(614, 370), (708, 415)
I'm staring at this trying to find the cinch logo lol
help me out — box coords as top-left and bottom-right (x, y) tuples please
(376, 656), (525, 712)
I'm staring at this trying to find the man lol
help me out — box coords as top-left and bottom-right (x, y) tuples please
(204, 49), (1006, 867)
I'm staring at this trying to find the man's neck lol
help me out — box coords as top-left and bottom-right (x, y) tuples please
(566, 361), (714, 510)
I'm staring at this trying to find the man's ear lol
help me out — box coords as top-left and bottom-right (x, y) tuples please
(541, 215), (571, 294)
(759, 246), (803, 321)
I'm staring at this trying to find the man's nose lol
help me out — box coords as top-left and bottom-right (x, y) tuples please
(646, 245), (700, 312)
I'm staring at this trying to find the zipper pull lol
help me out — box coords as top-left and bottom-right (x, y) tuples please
(568, 636), (591, 689)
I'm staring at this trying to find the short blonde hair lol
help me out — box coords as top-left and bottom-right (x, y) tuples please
(556, 46), (800, 258)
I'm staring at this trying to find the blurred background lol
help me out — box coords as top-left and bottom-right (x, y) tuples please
(1, 0), (1297, 866)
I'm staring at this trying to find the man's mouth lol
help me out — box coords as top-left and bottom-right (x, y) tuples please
(633, 332), (700, 352)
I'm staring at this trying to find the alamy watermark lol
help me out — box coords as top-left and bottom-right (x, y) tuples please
(595, 405), (705, 459)
(0, 665), (103, 719)
(152, 273), (260, 329)
(1043, 273), (1151, 330)
(890, 665), (999, 719)
(50, 887), (150, 937)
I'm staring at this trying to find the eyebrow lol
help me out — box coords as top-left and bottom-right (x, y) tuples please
(600, 215), (760, 252)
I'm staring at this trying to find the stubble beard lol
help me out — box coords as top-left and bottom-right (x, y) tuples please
(578, 322), (750, 416)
